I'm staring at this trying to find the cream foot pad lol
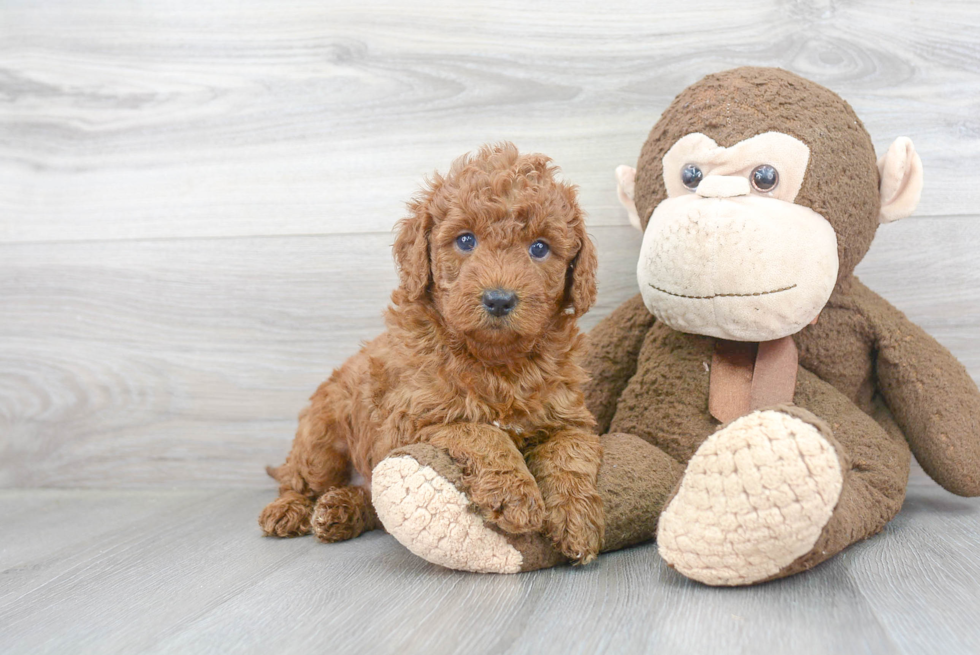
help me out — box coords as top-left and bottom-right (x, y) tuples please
(372, 455), (523, 574)
(658, 409), (843, 586)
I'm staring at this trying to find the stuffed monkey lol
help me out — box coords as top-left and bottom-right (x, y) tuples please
(370, 67), (980, 585)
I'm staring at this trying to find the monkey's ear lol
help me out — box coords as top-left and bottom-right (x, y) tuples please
(615, 165), (642, 230)
(877, 137), (924, 224)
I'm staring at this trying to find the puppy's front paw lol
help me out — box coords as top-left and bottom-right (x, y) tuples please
(311, 486), (372, 543)
(259, 491), (313, 537)
(545, 492), (604, 565)
(469, 471), (545, 535)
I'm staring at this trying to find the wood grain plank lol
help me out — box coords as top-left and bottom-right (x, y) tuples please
(1, 0), (978, 243)
(0, 489), (218, 594)
(846, 478), (980, 655)
(0, 490), (317, 655)
(1, 217), (978, 488)
(1, 477), (978, 655)
(5, 487), (973, 655)
(149, 543), (899, 655)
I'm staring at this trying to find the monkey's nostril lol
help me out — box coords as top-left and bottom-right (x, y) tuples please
(482, 289), (518, 317)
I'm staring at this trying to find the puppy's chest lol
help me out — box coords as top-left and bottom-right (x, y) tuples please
(489, 413), (545, 448)
(475, 384), (551, 444)
(491, 417), (530, 438)
(404, 359), (559, 442)
(484, 383), (561, 443)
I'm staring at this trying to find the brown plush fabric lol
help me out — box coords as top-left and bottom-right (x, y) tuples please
(794, 288), (878, 413)
(633, 67), (881, 287)
(392, 433), (683, 572)
(850, 279), (980, 496)
(582, 293), (657, 434)
(584, 278), (973, 582)
(587, 67), (978, 583)
(607, 320), (717, 463)
(598, 327), (913, 582)
(388, 443), (468, 489)
(597, 433), (684, 552)
(793, 278), (980, 496)
(765, 374), (911, 580)
(497, 529), (565, 573)
(511, 432), (683, 569)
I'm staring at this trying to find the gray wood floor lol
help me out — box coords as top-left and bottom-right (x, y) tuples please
(2, 467), (980, 655)
(2, 1), (980, 653)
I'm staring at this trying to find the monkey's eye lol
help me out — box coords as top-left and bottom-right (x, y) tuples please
(681, 164), (703, 190)
(751, 165), (779, 192)
(529, 239), (550, 260)
(455, 233), (477, 252)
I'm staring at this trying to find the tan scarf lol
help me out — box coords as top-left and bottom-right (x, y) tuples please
(708, 336), (799, 424)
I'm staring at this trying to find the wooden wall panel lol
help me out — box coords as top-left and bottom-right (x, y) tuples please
(2, 0), (979, 243)
(1, 0), (979, 487)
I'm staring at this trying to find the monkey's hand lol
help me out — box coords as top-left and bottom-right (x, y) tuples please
(855, 280), (980, 496)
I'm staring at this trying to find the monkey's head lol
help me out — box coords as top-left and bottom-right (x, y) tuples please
(616, 67), (923, 342)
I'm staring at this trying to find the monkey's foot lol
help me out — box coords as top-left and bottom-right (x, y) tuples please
(658, 408), (843, 586)
(372, 444), (530, 573)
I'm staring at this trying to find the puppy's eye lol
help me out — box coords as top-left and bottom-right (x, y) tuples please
(751, 164), (779, 192)
(681, 164), (703, 190)
(455, 233), (477, 252)
(529, 240), (550, 260)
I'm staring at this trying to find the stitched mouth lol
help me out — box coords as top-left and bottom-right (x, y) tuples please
(648, 283), (797, 300)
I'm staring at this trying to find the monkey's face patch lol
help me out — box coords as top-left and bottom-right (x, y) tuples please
(637, 132), (839, 341)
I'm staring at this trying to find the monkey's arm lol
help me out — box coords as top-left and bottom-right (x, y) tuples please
(852, 279), (980, 496)
(582, 294), (657, 433)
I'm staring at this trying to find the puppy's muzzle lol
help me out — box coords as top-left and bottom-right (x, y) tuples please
(482, 288), (518, 317)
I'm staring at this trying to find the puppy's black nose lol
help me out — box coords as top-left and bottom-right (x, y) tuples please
(482, 288), (518, 317)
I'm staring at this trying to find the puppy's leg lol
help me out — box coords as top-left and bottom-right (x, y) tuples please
(525, 428), (604, 564)
(373, 434), (681, 573)
(259, 387), (350, 538)
(311, 486), (381, 543)
(421, 423), (545, 534)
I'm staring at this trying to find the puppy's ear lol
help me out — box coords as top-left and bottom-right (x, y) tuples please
(565, 217), (598, 317)
(393, 179), (439, 302)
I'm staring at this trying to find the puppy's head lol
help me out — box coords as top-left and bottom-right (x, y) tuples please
(393, 143), (597, 352)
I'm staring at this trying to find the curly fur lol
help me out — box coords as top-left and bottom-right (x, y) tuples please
(258, 143), (605, 563)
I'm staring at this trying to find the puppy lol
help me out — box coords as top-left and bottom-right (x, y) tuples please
(259, 142), (604, 563)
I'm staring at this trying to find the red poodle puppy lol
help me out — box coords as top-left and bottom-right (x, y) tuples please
(259, 142), (604, 563)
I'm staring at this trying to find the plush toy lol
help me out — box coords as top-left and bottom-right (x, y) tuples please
(371, 67), (980, 584)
